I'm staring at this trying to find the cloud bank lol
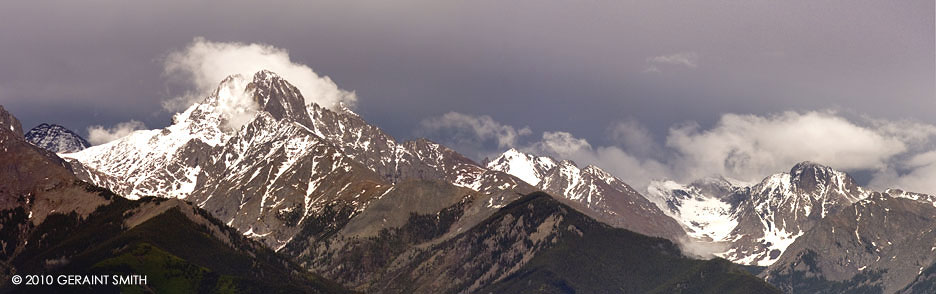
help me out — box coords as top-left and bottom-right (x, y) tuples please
(416, 112), (531, 159)
(666, 111), (908, 183)
(87, 120), (147, 145)
(162, 37), (357, 112)
(419, 111), (936, 195)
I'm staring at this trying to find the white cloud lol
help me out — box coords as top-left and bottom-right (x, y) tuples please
(645, 51), (699, 72)
(87, 120), (147, 145)
(608, 120), (659, 158)
(162, 37), (356, 112)
(418, 112), (530, 149)
(666, 111), (907, 183)
(212, 75), (258, 131)
(677, 236), (731, 260)
(871, 150), (936, 195)
(531, 131), (592, 158)
(868, 118), (936, 147)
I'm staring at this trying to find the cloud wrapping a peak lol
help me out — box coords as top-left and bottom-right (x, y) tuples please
(213, 75), (258, 131)
(162, 37), (356, 113)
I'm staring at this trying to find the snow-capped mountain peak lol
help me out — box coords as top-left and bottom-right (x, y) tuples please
(484, 148), (557, 186)
(62, 71), (316, 200)
(24, 123), (91, 153)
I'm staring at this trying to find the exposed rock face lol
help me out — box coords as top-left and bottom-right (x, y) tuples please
(0, 106), (22, 139)
(24, 123), (90, 153)
(486, 149), (686, 240)
(765, 191), (936, 294)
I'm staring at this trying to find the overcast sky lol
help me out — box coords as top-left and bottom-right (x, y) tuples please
(1, 0), (934, 192)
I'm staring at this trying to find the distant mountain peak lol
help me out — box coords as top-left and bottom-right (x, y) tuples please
(557, 159), (578, 168)
(485, 148), (556, 186)
(24, 123), (91, 153)
(779, 161), (863, 201)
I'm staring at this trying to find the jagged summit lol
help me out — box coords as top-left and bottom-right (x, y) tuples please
(24, 123), (91, 153)
(250, 70), (313, 125)
(487, 148), (685, 240)
(189, 70), (313, 130)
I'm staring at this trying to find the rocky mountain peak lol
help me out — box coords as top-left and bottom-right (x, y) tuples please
(249, 70), (313, 125)
(557, 159), (578, 168)
(0, 105), (23, 138)
(171, 70), (314, 135)
(24, 123), (91, 153)
(787, 161), (862, 200)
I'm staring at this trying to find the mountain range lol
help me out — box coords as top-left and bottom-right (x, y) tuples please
(4, 69), (935, 293)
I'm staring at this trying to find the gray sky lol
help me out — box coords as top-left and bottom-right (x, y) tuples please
(2, 0), (934, 192)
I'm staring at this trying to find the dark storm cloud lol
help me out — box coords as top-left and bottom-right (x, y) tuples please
(0, 0), (933, 190)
